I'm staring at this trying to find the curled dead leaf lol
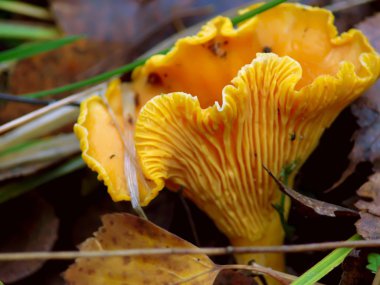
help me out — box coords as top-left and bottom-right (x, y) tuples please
(265, 167), (359, 218)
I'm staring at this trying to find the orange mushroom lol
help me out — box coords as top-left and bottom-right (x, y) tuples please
(75, 3), (380, 280)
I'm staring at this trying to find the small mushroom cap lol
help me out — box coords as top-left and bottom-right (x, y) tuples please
(135, 52), (379, 245)
(74, 79), (161, 204)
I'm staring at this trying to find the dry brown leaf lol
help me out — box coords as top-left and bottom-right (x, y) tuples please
(355, 212), (380, 240)
(265, 168), (359, 218)
(355, 173), (380, 239)
(356, 173), (380, 216)
(64, 213), (219, 285)
(0, 194), (59, 283)
(0, 40), (123, 124)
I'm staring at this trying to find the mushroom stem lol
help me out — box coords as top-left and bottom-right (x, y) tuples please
(230, 210), (285, 270)
(230, 211), (285, 285)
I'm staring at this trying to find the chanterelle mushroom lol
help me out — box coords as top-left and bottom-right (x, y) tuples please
(75, 2), (380, 280)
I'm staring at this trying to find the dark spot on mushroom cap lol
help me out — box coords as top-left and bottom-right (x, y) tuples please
(205, 40), (227, 58)
(147, 72), (163, 85)
(290, 132), (296, 141)
(109, 154), (116, 159)
(263, 46), (272, 53)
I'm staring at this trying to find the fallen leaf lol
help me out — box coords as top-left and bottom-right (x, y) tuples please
(1, 40), (123, 124)
(0, 194), (59, 283)
(265, 167), (359, 218)
(356, 173), (380, 216)
(355, 212), (380, 240)
(355, 173), (380, 240)
(64, 213), (219, 285)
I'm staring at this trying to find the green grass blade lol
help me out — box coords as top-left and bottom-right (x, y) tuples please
(0, 35), (81, 62)
(0, 155), (85, 204)
(0, 22), (60, 40)
(0, 139), (41, 157)
(22, 0), (286, 99)
(291, 234), (362, 285)
(231, 0), (287, 25)
(0, 1), (52, 20)
(23, 48), (170, 98)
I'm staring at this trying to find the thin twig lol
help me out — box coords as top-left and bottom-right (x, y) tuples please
(0, 83), (106, 134)
(0, 92), (79, 106)
(217, 264), (318, 285)
(2, 239), (380, 261)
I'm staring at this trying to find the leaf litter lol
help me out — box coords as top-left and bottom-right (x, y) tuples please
(265, 167), (359, 218)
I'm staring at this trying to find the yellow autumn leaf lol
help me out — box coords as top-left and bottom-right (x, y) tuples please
(64, 213), (219, 285)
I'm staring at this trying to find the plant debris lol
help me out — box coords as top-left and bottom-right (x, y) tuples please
(355, 173), (380, 239)
(265, 167), (359, 218)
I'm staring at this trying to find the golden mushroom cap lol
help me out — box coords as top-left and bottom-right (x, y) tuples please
(132, 3), (379, 270)
(132, 3), (379, 111)
(75, 2), (380, 210)
(135, 50), (379, 243)
(74, 79), (162, 204)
